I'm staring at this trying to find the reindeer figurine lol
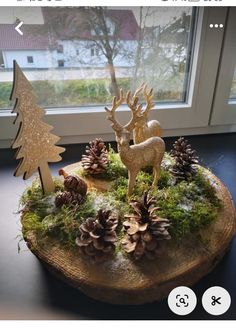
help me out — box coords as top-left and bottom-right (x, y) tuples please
(105, 88), (165, 196)
(133, 84), (162, 144)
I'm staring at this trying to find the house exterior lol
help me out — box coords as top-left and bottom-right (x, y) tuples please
(0, 9), (139, 70)
(0, 24), (57, 69)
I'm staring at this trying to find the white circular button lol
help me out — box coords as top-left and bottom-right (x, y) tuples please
(168, 286), (197, 315)
(202, 286), (231, 316)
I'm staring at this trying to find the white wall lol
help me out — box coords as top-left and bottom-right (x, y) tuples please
(2, 40), (137, 69)
(3, 50), (57, 69)
(59, 40), (137, 68)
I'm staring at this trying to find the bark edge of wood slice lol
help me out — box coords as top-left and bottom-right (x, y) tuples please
(22, 163), (236, 305)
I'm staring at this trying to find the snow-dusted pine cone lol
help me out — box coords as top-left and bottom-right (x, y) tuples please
(122, 191), (171, 260)
(81, 138), (109, 175)
(55, 191), (85, 208)
(75, 209), (118, 262)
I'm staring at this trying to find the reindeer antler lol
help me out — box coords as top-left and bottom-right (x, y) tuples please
(142, 84), (155, 119)
(105, 86), (146, 133)
(125, 88), (144, 132)
(105, 89), (124, 132)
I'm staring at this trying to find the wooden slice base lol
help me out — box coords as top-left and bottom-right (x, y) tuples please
(22, 164), (236, 305)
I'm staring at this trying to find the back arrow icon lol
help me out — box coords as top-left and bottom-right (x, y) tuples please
(15, 22), (24, 36)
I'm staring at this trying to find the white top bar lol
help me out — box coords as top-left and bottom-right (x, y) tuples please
(0, 0), (235, 7)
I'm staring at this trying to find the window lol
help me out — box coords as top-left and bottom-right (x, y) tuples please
(0, 7), (196, 109)
(229, 67), (236, 99)
(210, 8), (236, 126)
(27, 56), (34, 64)
(91, 47), (99, 56)
(58, 60), (65, 67)
(0, 51), (4, 66)
(57, 45), (64, 54)
(0, 7), (235, 146)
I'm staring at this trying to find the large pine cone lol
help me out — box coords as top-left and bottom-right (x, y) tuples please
(122, 217), (171, 260)
(75, 209), (118, 262)
(170, 137), (199, 181)
(55, 191), (85, 208)
(122, 191), (171, 260)
(81, 138), (109, 175)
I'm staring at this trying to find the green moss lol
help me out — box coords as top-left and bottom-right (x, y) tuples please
(21, 212), (44, 237)
(153, 172), (221, 239)
(110, 177), (129, 202)
(20, 153), (221, 249)
(106, 147), (128, 179)
(20, 178), (63, 219)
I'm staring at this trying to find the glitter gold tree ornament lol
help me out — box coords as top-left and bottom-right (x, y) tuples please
(11, 61), (65, 194)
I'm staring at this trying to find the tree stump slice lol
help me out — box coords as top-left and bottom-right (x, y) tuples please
(22, 164), (236, 305)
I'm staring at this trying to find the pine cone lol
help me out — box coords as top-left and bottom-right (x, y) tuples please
(75, 209), (118, 262)
(55, 191), (85, 208)
(58, 169), (88, 196)
(122, 191), (171, 260)
(64, 175), (87, 196)
(81, 138), (109, 175)
(170, 137), (199, 181)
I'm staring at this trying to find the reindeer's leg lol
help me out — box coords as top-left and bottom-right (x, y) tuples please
(153, 166), (160, 186)
(128, 170), (138, 197)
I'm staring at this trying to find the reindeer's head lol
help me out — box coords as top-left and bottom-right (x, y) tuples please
(105, 88), (144, 148)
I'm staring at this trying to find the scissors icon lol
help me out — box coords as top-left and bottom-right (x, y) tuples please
(211, 296), (221, 306)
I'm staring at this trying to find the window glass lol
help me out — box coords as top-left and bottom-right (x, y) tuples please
(229, 67), (236, 99)
(0, 7), (196, 110)
(27, 56), (34, 64)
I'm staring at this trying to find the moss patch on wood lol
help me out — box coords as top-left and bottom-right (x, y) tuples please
(20, 152), (221, 250)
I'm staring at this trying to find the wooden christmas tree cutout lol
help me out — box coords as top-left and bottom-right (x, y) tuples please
(11, 60), (65, 194)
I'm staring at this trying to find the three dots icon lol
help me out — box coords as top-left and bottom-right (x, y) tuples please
(209, 24), (224, 29)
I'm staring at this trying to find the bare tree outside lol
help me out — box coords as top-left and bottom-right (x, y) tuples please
(0, 7), (195, 109)
(131, 8), (192, 101)
(81, 7), (121, 98)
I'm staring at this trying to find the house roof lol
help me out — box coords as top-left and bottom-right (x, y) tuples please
(42, 8), (139, 41)
(0, 9), (138, 51)
(0, 24), (52, 51)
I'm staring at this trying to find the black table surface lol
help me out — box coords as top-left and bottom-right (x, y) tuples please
(0, 133), (235, 320)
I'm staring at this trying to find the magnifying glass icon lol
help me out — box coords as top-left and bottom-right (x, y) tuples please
(179, 298), (186, 305)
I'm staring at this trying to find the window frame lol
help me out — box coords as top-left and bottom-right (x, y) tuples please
(210, 8), (236, 126)
(0, 7), (231, 146)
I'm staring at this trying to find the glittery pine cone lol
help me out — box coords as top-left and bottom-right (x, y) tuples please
(122, 191), (171, 260)
(75, 209), (118, 262)
(81, 138), (109, 175)
(55, 191), (85, 208)
(170, 137), (199, 181)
